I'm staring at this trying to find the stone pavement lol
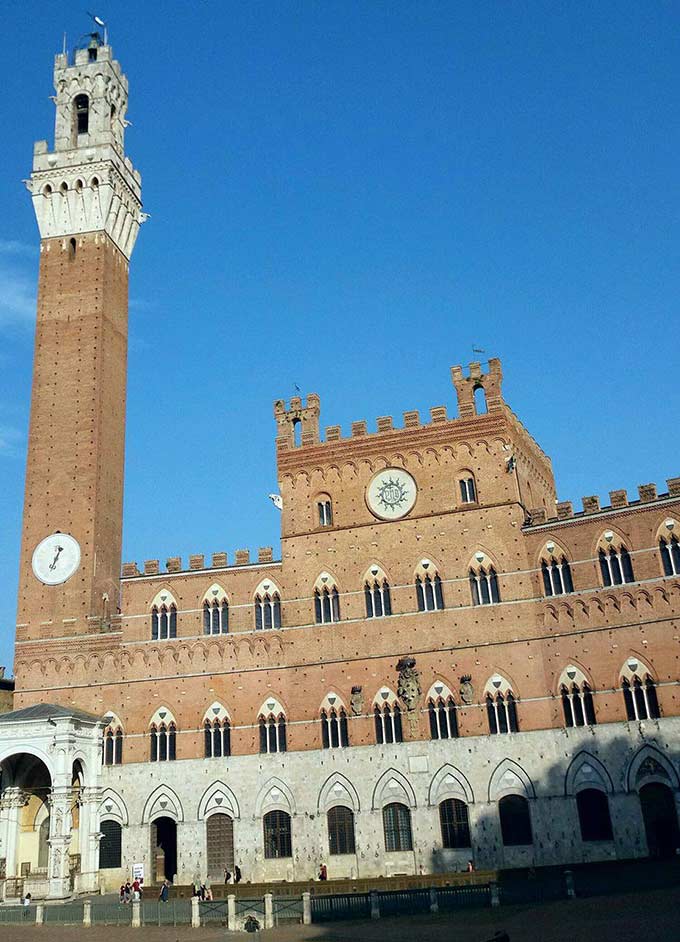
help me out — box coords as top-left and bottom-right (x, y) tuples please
(5, 887), (678, 941)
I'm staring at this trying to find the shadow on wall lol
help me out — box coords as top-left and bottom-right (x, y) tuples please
(426, 731), (680, 877)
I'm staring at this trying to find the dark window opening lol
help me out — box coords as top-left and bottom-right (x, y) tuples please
(74, 94), (89, 134)
(439, 799), (471, 848)
(499, 794), (533, 846)
(577, 788), (613, 842)
(327, 806), (355, 855)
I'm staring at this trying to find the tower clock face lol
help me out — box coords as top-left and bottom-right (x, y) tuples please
(32, 533), (81, 586)
(366, 468), (417, 520)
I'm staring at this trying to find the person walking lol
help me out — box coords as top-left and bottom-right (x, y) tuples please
(318, 863), (328, 881)
(159, 880), (169, 902)
(234, 865), (242, 884)
(224, 867), (231, 884)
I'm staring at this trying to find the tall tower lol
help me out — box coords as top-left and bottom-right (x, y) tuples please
(16, 34), (142, 645)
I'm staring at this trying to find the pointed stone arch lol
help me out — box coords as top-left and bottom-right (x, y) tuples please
(428, 764), (474, 806)
(99, 788), (129, 826)
(372, 768), (417, 810)
(626, 744), (679, 793)
(203, 702), (230, 723)
(202, 582), (229, 603)
(141, 784), (184, 824)
(197, 781), (240, 820)
(564, 752), (613, 796)
(255, 777), (296, 817)
(317, 772), (361, 814)
(488, 758), (535, 803)
(149, 586), (178, 609)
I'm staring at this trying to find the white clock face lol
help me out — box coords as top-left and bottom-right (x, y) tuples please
(366, 468), (417, 520)
(32, 532), (81, 585)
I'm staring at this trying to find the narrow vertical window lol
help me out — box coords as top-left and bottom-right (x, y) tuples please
(74, 94), (89, 135)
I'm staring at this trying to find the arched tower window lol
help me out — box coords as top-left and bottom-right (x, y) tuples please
(458, 473), (477, 504)
(426, 682), (458, 739)
(415, 560), (444, 612)
(597, 532), (635, 586)
(373, 689), (403, 744)
(74, 93), (89, 136)
(254, 579), (282, 630)
(258, 698), (287, 754)
(364, 566), (392, 618)
(316, 494), (333, 527)
(203, 703), (231, 758)
(620, 659), (660, 721)
(658, 520), (680, 576)
(469, 553), (500, 605)
(485, 675), (519, 734)
(558, 666), (596, 727)
(313, 573), (341, 624)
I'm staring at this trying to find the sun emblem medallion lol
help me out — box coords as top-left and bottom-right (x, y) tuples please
(366, 468), (417, 520)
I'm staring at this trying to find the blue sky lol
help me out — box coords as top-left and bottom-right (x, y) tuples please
(0, 2), (678, 671)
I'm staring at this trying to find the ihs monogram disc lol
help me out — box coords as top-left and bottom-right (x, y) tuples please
(366, 468), (417, 520)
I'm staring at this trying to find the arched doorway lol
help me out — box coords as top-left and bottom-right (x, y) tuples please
(0, 753), (52, 882)
(151, 817), (177, 883)
(206, 813), (234, 881)
(639, 783), (680, 858)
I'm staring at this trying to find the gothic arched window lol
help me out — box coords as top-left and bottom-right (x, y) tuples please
(327, 806), (355, 855)
(382, 803), (413, 852)
(320, 707), (350, 748)
(660, 535), (680, 576)
(598, 535), (635, 586)
(74, 93), (89, 135)
(499, 794), (533, 846)
(263, 810), (292, 859)
(364, 571), (392, 618)
(485, 677), (519, 734)
(258, 702), (287, 754)
(150, 721), (176, 762)
(576, 788), (613, 842)
(317, 496), (333, 527)
(314, 586), (340, 624)
(151, 601), (177, 641)
(255, 592), (282, 630)
(469, 557), (500, 605)
(541, 550), (574, 596)
(439, 799), (471, 848)
(622, 674), (660, 721)
(373, 695), (403, 744)
(415, 560), (444, 612)
(459, 475), (477, 504)
(204, 718), (231, 758)
(203, 596), (229, 635)
(102, 723), (124, 766)
(428, 695), (458, 740)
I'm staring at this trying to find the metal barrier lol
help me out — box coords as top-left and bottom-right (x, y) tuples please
(236, 896), (266, 917)
(437, 884), (492, 910)
(311, 892), (372, 922)
(141, 899), (192, 926)
(199, 899), (230, 925)
(274, 895), (304, 923)
(377, 888), (431, 917)
(43, 902), (85, 923)
(0, 905), (36, 923)
(90, 902), (134, 925)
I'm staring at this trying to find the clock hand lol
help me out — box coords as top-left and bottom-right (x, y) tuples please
(49, 546), (64, 571)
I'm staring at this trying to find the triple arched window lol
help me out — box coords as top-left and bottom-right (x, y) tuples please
(151, 603), (177, 640)
(621, 666), (660, 721)
(541, 551), (574, 596)
(259, 700), (287, 754)
(254, 592), (282, 630)
(374, 692), (403, 744)
(485, 677), (519, 734)
(364, 567), (392, 618)
(150, 722), (176, 762)
(415, 560), (444, 612)
(469, 555), (500, 605)
(559, 667), (596, 727)
(598, 535), (634, 586)
(320, 708), (350, 748)
(315, 586), (340, 624)
(203, 591), (229, 635)
(204, 718), (231, 758)
(427, 684), (458, 740)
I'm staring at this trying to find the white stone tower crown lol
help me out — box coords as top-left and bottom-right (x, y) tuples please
(27, 34), (143, 259)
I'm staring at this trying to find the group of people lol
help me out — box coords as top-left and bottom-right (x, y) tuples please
(191, 881), (213, 900)
(118, 877), (143, 903)
(222, 864), (242, 884)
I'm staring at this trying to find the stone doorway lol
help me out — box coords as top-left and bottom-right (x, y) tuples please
(206, 813), (234, 881)
(151, 816), (177, 883)
(639, 782), (680, 858)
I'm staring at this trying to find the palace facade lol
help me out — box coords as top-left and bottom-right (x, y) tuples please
(1, 36), (679, 901)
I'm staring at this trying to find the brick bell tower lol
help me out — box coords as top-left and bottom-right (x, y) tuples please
(16, 34), (142, 645)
